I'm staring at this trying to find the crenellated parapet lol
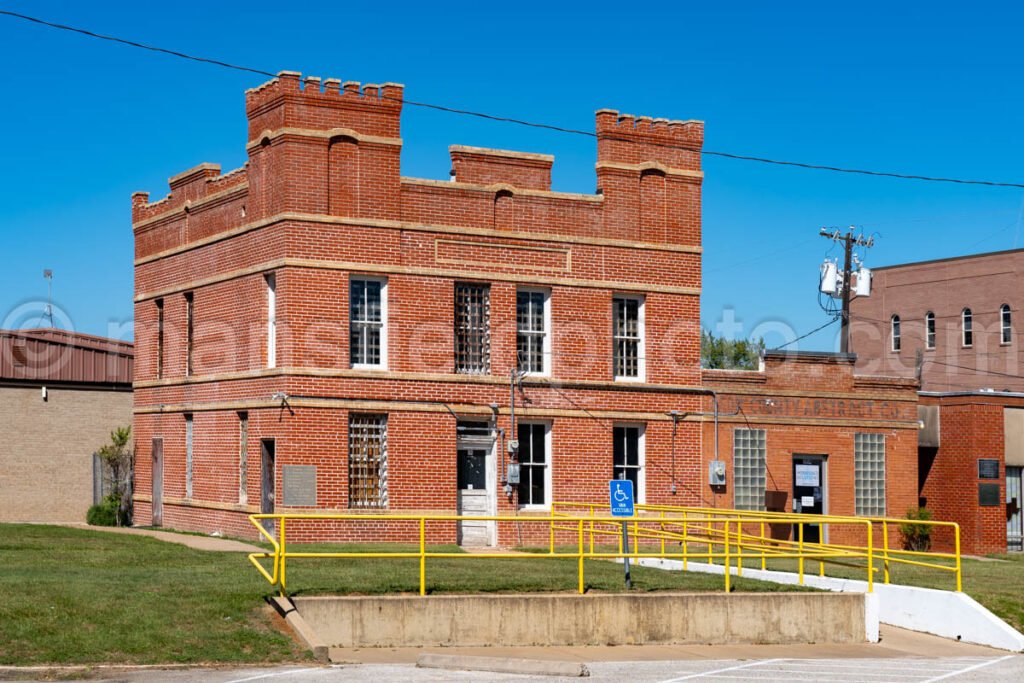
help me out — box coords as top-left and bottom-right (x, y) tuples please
(131, 163), (248, 227)
(595, 108), (703, 172)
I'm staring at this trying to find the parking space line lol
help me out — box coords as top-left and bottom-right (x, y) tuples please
(223, 668), (324, 683)
(657, 659), (785, 683)
(920, 655), (1015, 683)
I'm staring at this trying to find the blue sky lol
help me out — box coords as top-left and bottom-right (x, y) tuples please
(1, 1), (1022, 349)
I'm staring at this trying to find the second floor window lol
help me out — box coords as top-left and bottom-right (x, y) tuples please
(925, 311), (935, 350)
(184, 292), (194, 376)
(156, 298), (165, 379)
(890, 315), (901, 352)
(455, 283), (490, 374)
(962, 308), (973, 347)
(517, 289), (549, 375)
(266, 274), (276, 369)
(1002, 304), (1012, 344)
(613, 295), (644, 380)
(350, 277), (386, 368)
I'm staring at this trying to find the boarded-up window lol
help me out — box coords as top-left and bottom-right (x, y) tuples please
(348, 414), (388, 508)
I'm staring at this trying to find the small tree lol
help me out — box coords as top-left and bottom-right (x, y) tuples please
(899, 506), (932, 552)
(701, 330), (765, 370)
(93, 426), (134, 526)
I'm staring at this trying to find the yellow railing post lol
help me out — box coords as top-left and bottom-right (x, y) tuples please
(660, 511), (666, 557)
(279, 516), (287, 595)
(798, 521), (804, 586)
(723, 520), (731, 592)
(736, 521), (743, 577)
(632, 519), (639, 555)
(882, 520), (890, 585)
(589, 507), (595, 555)
(549, 516), (556, 555)
(419, 517), (426, 596)
(578, 519), (585, 594)
(866, 520), (874, 593)
(760, 521), (766, 571)
(683, 512), (689, 570)
(954, 523), (962, 592)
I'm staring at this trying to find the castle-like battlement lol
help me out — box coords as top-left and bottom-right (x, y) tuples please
(245, 70), (404, 115)
(595, 108), (703, 148)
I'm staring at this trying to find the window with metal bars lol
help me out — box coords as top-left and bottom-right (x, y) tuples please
(348, 414), (388, 508)
(733, 428), (766, 511)
(854, 433), (886, 516)
(455, 283), (490, 374)
(517, 422), (548, 507)
(350, 278), (386, 368)
(517, 289), (548, 374)
(613, 295), (644, 380)
(613, 425), (643, 499)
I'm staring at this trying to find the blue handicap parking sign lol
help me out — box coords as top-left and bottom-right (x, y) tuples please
(609, 480), (635, 517)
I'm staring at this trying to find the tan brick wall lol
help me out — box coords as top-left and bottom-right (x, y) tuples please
(0, 385), (133, 523)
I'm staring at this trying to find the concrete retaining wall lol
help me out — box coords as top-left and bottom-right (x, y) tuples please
(294, 592), (867, 648)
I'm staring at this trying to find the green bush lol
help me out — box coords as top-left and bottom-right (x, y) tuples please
(899, 506), (932, 551)
(86, 495), (125, 527)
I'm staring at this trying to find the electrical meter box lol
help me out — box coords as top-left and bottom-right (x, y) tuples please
(506, 463), (521, 485)
(709, 460), (727, 486)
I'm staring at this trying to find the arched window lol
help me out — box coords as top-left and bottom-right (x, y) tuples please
(890, 315), (901, 352)
(962, 308), (973, 347)
(925, 311), (935, 350)
(1001, 304), (1012, 344)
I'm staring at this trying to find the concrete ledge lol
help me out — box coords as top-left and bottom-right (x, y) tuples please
(416, 654), (589, 677)
(270, 596), (329, 662)
(294, 592), (866, 648)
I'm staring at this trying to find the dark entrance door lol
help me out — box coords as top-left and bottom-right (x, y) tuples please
(151, 438), (163, 527)
(792, 455), (826, 544)
(260, 439), (276, 536)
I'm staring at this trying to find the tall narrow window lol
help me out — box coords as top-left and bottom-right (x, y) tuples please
(348, 414), (388, 508)
(613, 295), (645, 380)
(184, 292), (194, 376)
(1002, 304), (1012, 344)
(517, 422), (550, 508)
(733, 428), (767, 511)
(962, 308), (973, 347)
(890, 315), (901, 352)
(185, 414), (194, 499)
(613, 425), (645, 502)
(238, 411), (249, 504)
(854, 433), (886, 516)
(156, 298), (165, 379)
(266, 274), (276, 369)
(350, 277), (387, 368)
(925, 311), (935, 350)
(455, 283), (490, 374)
(517, 288), (549, 375)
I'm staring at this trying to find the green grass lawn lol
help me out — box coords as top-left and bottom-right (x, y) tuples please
(0, 524), (801, 666)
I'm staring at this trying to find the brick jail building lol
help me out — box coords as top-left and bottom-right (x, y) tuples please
(132, 71), (919, 544)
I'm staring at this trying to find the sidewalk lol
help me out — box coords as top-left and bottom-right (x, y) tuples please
(63, 524), (263, 553)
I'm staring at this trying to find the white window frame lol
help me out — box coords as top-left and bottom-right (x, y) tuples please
(516, 287), (551, 376)
(516, 421), (552, 511)
(613, 423), (646, 503)
(613, 294), (646, 382)
(349, 276), (388, 370)
(1001, 304), (1012, 345)
(238, 411), (248, 505)
(962, 308), (973, 348)
(890, 314), (901, 352)
(266, 274), (277, 369)
(185, 413), (194, 499)
(925, 311), (935, 350)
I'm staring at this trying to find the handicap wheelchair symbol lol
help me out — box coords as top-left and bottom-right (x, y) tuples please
(609, 479), (635, 516)
(613, 483), (629, 503)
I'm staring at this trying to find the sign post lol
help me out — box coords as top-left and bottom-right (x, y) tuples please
(609, 478), (635, 589)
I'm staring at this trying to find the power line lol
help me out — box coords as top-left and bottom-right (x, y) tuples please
(771, 316), (840, 351)
(5, 8), (1024, 190)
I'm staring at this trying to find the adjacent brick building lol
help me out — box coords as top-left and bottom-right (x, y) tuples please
(0, 328), (134, 523)
(851, 250), (1024, 553)
(131, 72), (921, 545)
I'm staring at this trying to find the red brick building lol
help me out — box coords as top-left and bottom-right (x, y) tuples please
(851, 251), (1024, 554)
(131, 72), (921, 545)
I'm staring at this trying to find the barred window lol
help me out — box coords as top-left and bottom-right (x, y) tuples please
(613, 295), (644, 380)
(733, 428), (766, 511)
(350, 278), (386, 368)
(517, 422), (549, 507)
(925, 311), (935, 350)
(455, 283), (490, 374)
(517, 289), (549, 374)
(348, 414), (388, 508)
(854, 433), (886, 516)
(613, 425), (644, 499)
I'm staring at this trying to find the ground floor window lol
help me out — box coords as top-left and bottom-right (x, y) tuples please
(733, 428), (766, 510)
(348, 414), (388, 508)
(613, 425), (644, 501)
(854, 433), (886, 516)
(517, 422), (549, 507)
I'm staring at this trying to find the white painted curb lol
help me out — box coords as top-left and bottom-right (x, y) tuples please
(637, 557), (1024, 652)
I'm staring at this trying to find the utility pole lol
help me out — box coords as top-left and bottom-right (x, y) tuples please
(819, 228), (873, 353)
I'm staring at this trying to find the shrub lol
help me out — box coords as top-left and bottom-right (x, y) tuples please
(87, 495), (126, 527)
(899, 506), (932, 551)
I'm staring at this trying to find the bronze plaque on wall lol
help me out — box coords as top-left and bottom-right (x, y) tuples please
(282, 465), (317, 507)
(978, 459), (1000, 479)
(978, 483), (1001, 507)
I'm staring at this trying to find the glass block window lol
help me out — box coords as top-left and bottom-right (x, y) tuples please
(517, 289), (548, 374)
(350, 278), (386, 368)
(613, 295), (644, 380)
(455, 283), (490, 374)
(733, 428), (766, 511)
(613, 425), (643, 498)
(1002, 304), (1012, 344)
(925, 311), (935, 350)
(517, 422), (548, 507)
(854, 433), (886, 516)
(962, 308), (973, 347)
(348, 414), (388, 508)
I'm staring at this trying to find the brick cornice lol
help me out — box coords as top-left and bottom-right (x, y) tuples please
(595, 160), (704, 181)
(245, 126), (403, 151)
